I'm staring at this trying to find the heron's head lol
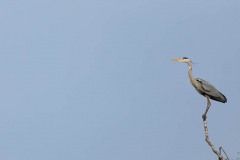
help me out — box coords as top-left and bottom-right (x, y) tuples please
(171, 57), (191, 63)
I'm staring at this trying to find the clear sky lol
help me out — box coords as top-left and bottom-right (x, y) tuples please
(0, 0), (239, 160)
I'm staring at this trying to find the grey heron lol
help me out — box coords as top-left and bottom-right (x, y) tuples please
(172, 57), (227, 120)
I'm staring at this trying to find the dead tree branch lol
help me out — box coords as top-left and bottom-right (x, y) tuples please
(202, 111), (229, 160)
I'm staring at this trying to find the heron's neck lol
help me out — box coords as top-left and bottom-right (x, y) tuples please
(187, 62), (195, 85)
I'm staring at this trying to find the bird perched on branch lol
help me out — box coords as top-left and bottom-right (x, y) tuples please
(172, 57), (227, 120)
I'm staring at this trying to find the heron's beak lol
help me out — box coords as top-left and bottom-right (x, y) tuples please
(171, 58), (183, 62)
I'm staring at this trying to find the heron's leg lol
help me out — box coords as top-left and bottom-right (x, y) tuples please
(202, 97), (211, 121)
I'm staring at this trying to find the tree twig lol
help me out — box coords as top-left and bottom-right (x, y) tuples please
(219, 147), (229, 160)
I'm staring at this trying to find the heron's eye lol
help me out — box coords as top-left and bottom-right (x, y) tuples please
(182, 57), (188, 59)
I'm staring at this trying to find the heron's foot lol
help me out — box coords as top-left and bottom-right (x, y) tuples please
(202, 114), (207, 121)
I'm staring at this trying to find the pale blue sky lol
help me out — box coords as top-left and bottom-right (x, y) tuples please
(0, 0), (239, 160)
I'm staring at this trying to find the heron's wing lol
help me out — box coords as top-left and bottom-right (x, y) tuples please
(195, 78), (217, 92)
(195, 78), (227, 103)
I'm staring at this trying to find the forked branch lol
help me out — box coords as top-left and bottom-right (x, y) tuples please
(202, 102), (229, 160)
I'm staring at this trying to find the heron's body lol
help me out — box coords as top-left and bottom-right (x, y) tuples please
(172, 57), (227, 119)
(192, 78), (227, 103)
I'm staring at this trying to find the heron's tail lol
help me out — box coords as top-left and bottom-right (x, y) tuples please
(210, 92), (227, 103)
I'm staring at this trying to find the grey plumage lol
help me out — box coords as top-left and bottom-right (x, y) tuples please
(194, 78), (227, 103)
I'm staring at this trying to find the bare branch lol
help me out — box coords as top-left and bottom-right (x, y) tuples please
(202, 117), (224, 160)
